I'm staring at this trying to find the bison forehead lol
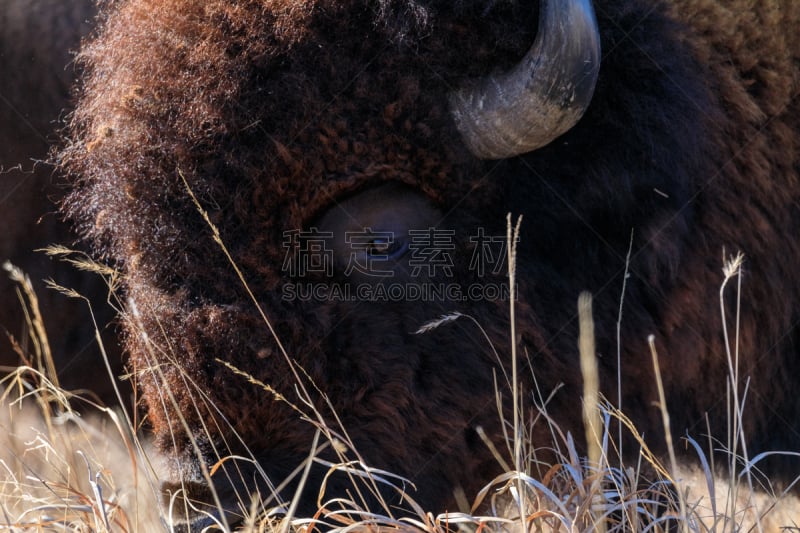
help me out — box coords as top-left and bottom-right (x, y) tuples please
(70, 4), (533, 292)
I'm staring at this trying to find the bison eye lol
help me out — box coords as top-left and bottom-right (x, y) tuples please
(315, 182), (442, 280)
(368, 236), (408, 259)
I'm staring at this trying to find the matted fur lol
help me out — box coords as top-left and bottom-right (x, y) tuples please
(59, 0), (800, 523)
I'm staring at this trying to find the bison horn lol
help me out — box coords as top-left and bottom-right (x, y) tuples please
(449, 0), (601, 159)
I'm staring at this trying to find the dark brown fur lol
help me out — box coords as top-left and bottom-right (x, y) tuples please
(0, 0), (126, 405)
(59, 0), (800, 525)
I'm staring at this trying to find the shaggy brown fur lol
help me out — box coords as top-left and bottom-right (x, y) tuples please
(0, 0), (126, 405)
(60, 0), (800, 527)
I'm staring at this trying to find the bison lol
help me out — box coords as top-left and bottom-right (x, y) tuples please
(58, 0), (800, 528)
(0, 0), (127, 405)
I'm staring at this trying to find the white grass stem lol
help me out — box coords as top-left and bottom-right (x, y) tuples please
(648, 334), (688, 533)
(280, 429), (321, 533)
(506, 213), (524, 526)
(617, 229), (634, 464)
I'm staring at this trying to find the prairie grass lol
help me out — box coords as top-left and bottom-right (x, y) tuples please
(0, 228), (798, 531)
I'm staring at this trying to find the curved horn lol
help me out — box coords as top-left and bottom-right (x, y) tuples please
(449, 0), (601, 159)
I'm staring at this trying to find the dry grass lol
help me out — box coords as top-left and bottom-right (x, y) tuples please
(1, 229), (798, 531)
(0, 390), (797, 532)
(0, 387), (163, 531)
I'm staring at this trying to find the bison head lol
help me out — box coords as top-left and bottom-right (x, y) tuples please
(59, 0), (800, 529)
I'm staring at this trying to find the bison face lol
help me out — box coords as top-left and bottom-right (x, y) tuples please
(128, 2), (602, 522)
(159, 185), (516, 526)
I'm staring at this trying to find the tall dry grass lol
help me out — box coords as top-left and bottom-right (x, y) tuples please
(0, 217), (798, 531)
